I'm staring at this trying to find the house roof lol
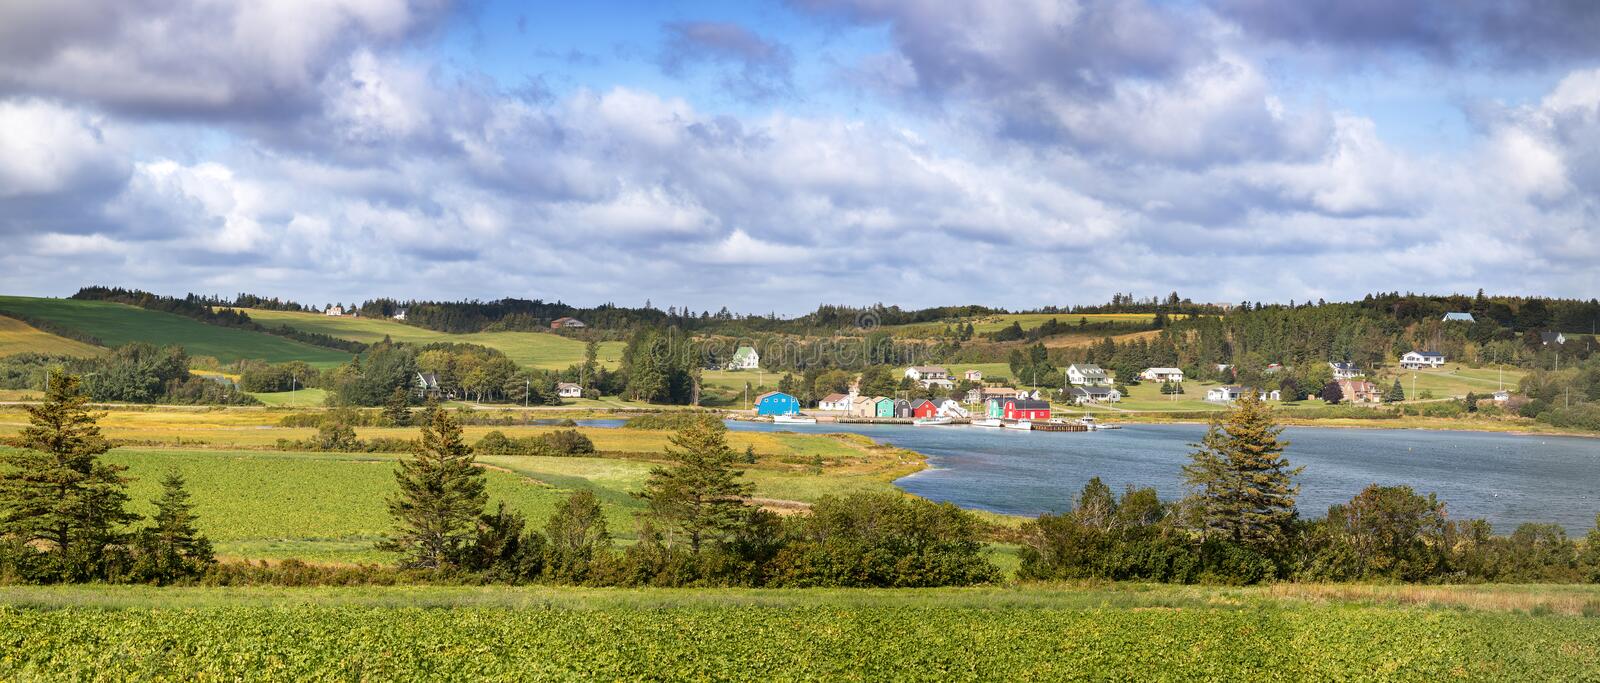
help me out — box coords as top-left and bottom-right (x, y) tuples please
(821, 393), (849, 403)
(557, 383), (581, 390)
(1329, 362), (1357, 371)
(754, 391), (791, 402)
(1071, 386), (1113, 396)
(1408, 351), (1445, 358)
(732, 346), (758, 359)
(417, 372), (439, 389)
(1442, 312), (1475, 321)
(910, 399), (933, 408)
(1069, 364), (1105, 375)
(1145, 367), (1182, 373)
(1540, 331), (1566, 343)
(1007, 399), (1051, 410)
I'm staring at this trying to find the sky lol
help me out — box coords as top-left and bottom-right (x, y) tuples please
(0, 0), (1596, 313)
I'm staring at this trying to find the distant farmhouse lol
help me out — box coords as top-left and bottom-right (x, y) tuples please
(557, 382), (583, 398)
(1068, 385), (1122, 405)
(1067, 364), (1109, 386)
(727, 346), (760, 370)
(1336, 379), (1382, 403)
(550, 316), (586, 329)
(1540, 331), (1567, 346)
(1329, 362), (1362, 380)
(1140, 367), (1183, 383)
(325, 305), (344, 316)
(905, 366), (953, 389)
(1205, 386), (1279, 403)
(414, 372), (442, 399)
(963, 369), (984, 382)
(392, 309), (407, 321)
(1400, 351), (1446, 369)
(1442, 312), (1475, 322)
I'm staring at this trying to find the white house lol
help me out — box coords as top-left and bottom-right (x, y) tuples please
(557, 382), (583, 398)
(935, 399), (970, 418)
(1068, 386), (1121, 405)
(905, 366), (953, 390)
(1400, 351), (1446, 369)
(1329, 362), (1362, 380)
(1493, 390), (1511, 402)
(1067, 364), (1109, 386)
(963, 369), (984, 382)
(392, 309), (408, 321)
(325, 305), (344, 316)
(1140, 367), (1184, 382)
(727, 346), (760, 370)
(1205, 385), (1246, 402)
(818, 393), (852, 411)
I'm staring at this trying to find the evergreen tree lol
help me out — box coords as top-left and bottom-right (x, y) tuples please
(378, 400), (487, 570)
(637, 417), (752, 554)
(382, 386), (412, 426)
(544, 489), (611, 583)
(132, 469), (214, 583)
(1182, 392), (1301, 549)
(1384, 379), (1406, 403)
(0, 370), (138, 580)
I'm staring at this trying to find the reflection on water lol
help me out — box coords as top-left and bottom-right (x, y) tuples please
(724, 420), (1600, 533)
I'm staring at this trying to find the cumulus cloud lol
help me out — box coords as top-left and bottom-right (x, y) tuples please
(657, 21), (796, 102)
(0, 0), (457, 118)
(1211, 0), (1600, 67)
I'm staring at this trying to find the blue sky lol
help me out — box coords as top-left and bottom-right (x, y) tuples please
(0, 0), (1596, 313)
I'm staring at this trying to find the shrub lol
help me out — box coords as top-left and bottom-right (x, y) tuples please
(541, 429), (595, 456)
(772, 493), (998, 588)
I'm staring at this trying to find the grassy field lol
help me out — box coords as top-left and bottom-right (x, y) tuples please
(0, 296), (351, 366)
(0, 405), (919, 564)
(1380, 363), (1526, 400)
(0, 583), (1596, 680)
(249, 388), (329, 406)
(240, 308), (624, 370)
(0, 314), (103, 358)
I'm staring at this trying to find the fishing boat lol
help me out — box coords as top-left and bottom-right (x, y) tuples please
(913, 416), (954, 426)
(970, 418), (1004, 428)
(1002, 420), (1033, 431)
(772, 414), (817, 425)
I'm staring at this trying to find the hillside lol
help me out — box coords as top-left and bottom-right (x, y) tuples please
(0, 296), (350, 366)
(885, 312), (1165, 338)
(0, 314), (103, 357)
(239, 308), (624, 370)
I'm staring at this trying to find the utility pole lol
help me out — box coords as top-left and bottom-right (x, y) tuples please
(524, 377), (529, 408)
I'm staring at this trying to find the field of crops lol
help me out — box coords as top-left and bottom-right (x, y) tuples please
(0, 296), (350, 366)
(0, 586), (1595, 680)
(240, 308), (624, 370)
(0, 314), (103, 358)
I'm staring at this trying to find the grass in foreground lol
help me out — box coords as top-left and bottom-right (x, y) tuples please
(0, 583), (1595, 680)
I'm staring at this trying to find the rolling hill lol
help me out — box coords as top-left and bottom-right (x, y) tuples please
(0, 296), (351, 366)
(0, 314), (104, 358)
(239, 308), (624, 370)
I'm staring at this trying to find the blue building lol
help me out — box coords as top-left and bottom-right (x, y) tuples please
(754, 391), (800, 416)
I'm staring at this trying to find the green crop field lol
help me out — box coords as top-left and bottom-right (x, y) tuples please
(0, 296), (350, 367)
(240, 308), (624, 370)
(0, 314), (103, 358)
(1, 584), (1596, 680)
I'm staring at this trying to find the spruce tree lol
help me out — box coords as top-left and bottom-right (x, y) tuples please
(134, 469), (214, 582)
(1384, 379), (1406, 403)
(1182, 392), (1301, 549)
(544, 489), (611, 583)
(637, 416), (752, 554)
(382, 386), (412, 426)
(0, 370), (138, 579)
(379, 400), (487, 570)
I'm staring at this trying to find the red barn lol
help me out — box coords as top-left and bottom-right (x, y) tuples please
(1004, 398), (1051, 421)
(910, 399), (939, 418)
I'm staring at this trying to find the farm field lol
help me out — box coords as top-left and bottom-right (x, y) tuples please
(1, 584), (1596, 680)
(1381, 364), (1526, 400)
(0, 314), (103, 358)
(240, 308), (624, 370)
(0, 296), (350, 366)
(249, 388), (329, 406)
(0, 406), (917, 564)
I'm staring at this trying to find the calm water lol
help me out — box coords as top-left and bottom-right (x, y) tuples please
(724, 421), (1600, 534)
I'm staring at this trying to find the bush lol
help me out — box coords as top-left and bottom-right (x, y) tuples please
(772, 493), (998, 588)
(623, 412), (721, 430)
(541, 429), (595, 456)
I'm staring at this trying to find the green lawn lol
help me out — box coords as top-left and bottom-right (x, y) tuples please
(1380, 363), (1525, 400)
(241, 308), (624, 370)
(0, 296), (350, 367)
(1, 584), (1596, 680)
